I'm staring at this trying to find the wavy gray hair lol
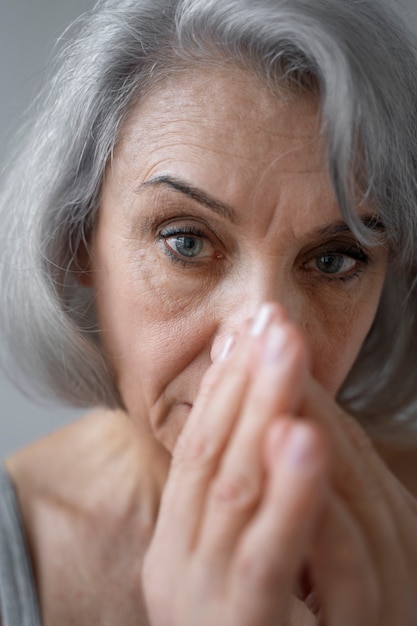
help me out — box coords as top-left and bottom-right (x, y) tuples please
(1, 0), (417, 440)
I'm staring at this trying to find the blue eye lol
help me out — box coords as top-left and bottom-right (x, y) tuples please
(304, 244), (370, 281)
(159, 225), (218, 264)
(168, 235), (204, 258)
(315, 254), (354, 275)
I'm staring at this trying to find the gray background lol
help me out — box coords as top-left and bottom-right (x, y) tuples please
(0, 0), (94, 457)
(1, 0), (417, 457)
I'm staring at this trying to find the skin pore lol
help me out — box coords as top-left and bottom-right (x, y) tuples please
(88, 65), (388, 452)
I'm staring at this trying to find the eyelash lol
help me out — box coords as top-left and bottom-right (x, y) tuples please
(158, 225), (214, 267)
(158, 225), (371, 282)
(307, 244), (371, 282)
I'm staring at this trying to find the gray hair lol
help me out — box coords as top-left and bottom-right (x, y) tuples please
(1, 0), (417, 441)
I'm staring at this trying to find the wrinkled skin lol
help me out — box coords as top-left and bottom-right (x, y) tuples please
(82, 67), (417, 624)
(144, 307), (417, 625)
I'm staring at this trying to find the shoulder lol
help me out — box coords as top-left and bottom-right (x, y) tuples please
(4, 409), (170, 625)
(5, 408), (169, 521)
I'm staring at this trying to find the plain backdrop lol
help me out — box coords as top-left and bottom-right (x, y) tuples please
(0, 0), (94, 457)
(1, 0), (417, 457)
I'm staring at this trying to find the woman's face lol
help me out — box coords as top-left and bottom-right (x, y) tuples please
(88, 67), (387, 452)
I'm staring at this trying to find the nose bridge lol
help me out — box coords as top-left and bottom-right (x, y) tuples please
(209, 264), (288, 361)
(230, 265), (287, 325)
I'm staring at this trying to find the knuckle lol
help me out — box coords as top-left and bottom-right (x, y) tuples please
(172, 430), (217, 471)
(235, 548), (285, 594)
(210, 470), (260, 514)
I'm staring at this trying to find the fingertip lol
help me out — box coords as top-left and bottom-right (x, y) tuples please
(218, 334), (235, 362)
(282, 422), (325, 468)
(266, 419), (329, 474)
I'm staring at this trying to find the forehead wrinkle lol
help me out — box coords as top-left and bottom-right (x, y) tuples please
(117, 78), (323, 184)
(247, 169), (338, 242)
(126, 101), (320, 167)
(110, 67), (336, 243)
(124, 119), (274, 178)
(136, 129), (325, 186)
(255, 143), (326, 184)
(141, 139), (272, 168)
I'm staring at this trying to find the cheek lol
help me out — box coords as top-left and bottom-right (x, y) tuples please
(92, 240), (213, 421)
(304, 292), (381, 396)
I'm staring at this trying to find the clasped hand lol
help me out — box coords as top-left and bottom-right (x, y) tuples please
(143, 304), (417, 625)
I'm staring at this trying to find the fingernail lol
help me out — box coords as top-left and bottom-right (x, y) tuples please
(218, 335), (235, 362)
(250, 303), (274, 337)
(262, 325), (288, 363)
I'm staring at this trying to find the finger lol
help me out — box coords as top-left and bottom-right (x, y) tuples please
(303, 378), (402, 563)
(198, 320), (308, 563)
(152, 306), (283, 557)
(225, 321), (308, 472)
(228, 421), (327, 626)
(303, 377), (392, 504)
(286, 595), (317, 626)
(309, 490), (379, 626)
(304, 379), (416, 620)
(188, 308), (284, 429)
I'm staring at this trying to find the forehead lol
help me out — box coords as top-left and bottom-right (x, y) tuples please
(115, 65), (324, 175)
(104, 66), (344, 234)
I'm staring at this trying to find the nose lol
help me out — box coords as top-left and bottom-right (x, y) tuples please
(209, 274), (290, 363)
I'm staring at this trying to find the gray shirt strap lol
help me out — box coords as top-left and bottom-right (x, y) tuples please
(0, 463), (42, 626)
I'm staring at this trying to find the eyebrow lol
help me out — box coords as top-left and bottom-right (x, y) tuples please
(317, 215), (386, 238)
(139, 175), (238, 223)
(139, 174), (385, 238)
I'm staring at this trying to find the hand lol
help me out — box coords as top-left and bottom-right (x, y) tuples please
(301, 377), (417, 625)
(143, 305), (327, 625)
(142, 303), (417, 625)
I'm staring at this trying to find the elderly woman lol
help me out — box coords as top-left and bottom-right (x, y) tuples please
(1, 0), (417, 624)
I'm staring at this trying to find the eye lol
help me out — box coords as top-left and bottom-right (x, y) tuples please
(159, 225), (220, 264)
(303, 244), (370, 280)
(314, 254), (356, 275)
(166, 235), (205, 258)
